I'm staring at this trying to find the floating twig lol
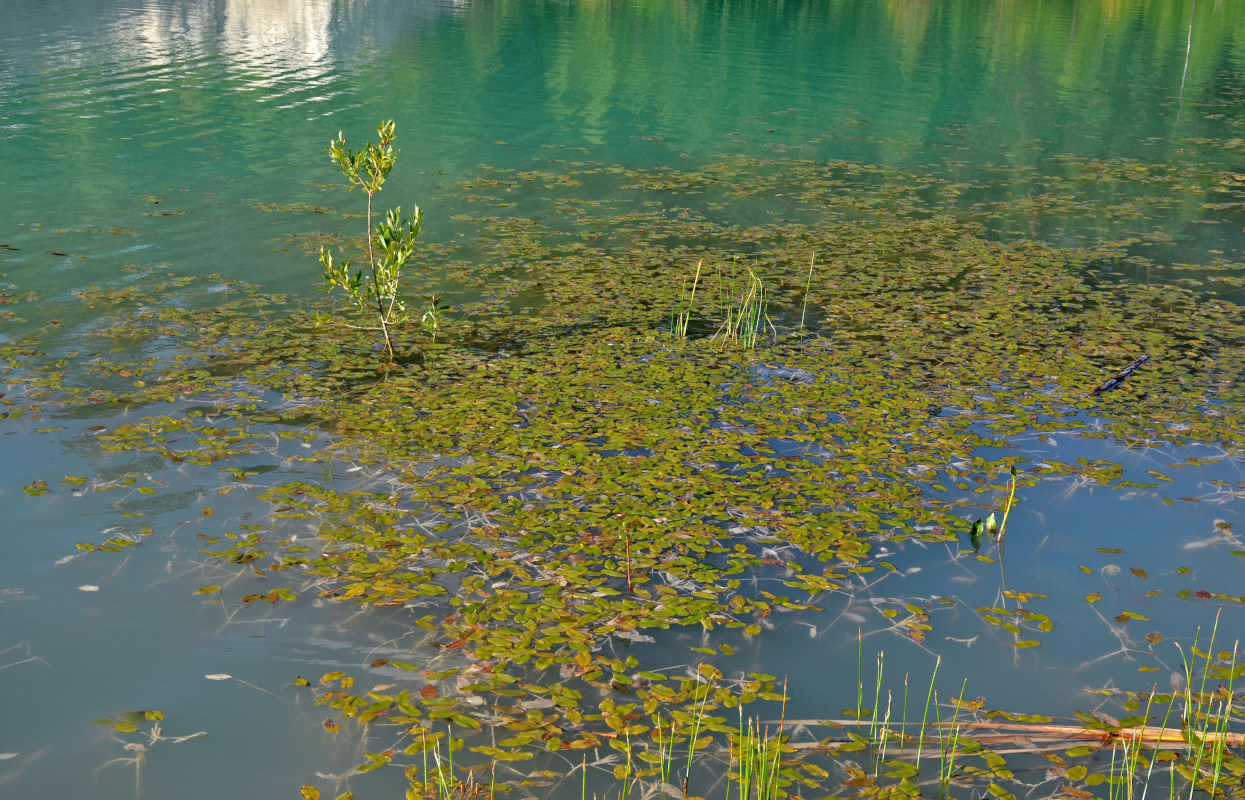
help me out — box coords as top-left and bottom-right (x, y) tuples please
(1093, 355), (1150, 395)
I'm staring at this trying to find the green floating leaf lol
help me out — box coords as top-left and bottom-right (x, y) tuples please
(451, 714), (483, 731)
(987, 783), (1016, 800)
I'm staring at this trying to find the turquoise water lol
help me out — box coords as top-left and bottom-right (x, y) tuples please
(4, 1), (1245, 797)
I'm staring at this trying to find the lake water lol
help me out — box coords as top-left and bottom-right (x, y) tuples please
(3, 1), (1245, 798)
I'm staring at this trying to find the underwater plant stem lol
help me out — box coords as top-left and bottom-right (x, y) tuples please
(363, 187), (396, 360)
(1176, 0), (1196, 127)
(624, 533), (633, 595)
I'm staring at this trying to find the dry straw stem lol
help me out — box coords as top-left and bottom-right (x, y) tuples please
(778, 719), (1245, 753)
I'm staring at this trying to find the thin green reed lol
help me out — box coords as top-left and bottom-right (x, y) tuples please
(1208, 638), (1239, 798)
(1178, 615), (1216, 800)
(915, 655), (942, 768)
(799, 253), (815, 333)
(854, 630), (865, 730)
(870, 651), (885, 745)
(684, 680), (711, 796)
(936, 679), (969, 793)
(671, 259), (703, 339)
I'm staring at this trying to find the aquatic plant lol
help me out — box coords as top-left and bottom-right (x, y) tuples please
(729, 715), (785, 800)
(421, 293), (446, 343)
(712, 260), (774, 349)
(318, 119), (424, 360)
(93, 710), (206, 800)
(11, 151), (1245, 800)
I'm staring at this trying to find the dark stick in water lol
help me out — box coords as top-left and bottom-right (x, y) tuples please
(1092, 355), (1150, 395)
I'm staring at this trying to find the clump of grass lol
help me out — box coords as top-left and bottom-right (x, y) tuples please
(728, 679), (788, 800)
(1173, 611), (1242, 799)
(651, 677), (712, 798)
(730, 717), (784, 800)
(934, 680), (970, 794)
(713, 260), (775, 349)
(670, 257), (777, 348)
(401, 728), (488, 800)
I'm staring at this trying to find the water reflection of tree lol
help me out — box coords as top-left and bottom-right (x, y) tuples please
(437, 0), (1245, 165)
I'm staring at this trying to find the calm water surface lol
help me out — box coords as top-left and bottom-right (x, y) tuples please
(3, 1), (1245, 797)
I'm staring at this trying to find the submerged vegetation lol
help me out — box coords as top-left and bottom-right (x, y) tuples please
(5, 149), (1245, 799)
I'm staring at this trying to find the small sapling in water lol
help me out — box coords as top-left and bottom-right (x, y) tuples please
(318, 119), (423, 360)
